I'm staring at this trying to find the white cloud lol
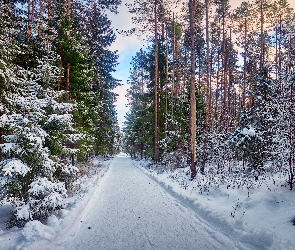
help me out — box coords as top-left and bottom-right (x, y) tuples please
(108, 0), (144, 128)
(114, 83), (129, 128)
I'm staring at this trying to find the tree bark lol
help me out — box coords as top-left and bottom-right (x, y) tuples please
(205, 0), (211, 126)
(154, 0), (160, 162)
(259, 0), (265, 72)
(171, 12), (175, 118)
(28, 0), (34, 42)
(289, 81), (294, 190)
(189, 0), (197, 179)
(165, 24), (169, 137)
(221, 4), (228, 129)
(66, 62), (70, 102)
(65, 0), (71, 102)
(242, 18), (247, 108)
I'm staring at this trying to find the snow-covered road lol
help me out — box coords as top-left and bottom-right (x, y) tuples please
(57, 155), (249, 250)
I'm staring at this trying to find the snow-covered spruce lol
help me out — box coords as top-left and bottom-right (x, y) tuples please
(0, 48), (80, 228)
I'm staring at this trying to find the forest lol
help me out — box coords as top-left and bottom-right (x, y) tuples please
(0, 0), (295, 231)
(0, 0), (121, 227)
(123, 0), (295, 191)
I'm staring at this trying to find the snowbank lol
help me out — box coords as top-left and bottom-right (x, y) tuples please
(135, 160), (295, 249)
(0, 156), (111, 250)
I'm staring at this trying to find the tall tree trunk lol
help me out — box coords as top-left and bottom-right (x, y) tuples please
(189, 0), (197, 179)
(214, 20), (221, 130)
(200, 0), (211, 174)
(278, 14), (282, 78)
(259, 0), (265, 72)
(228, 24), (235, 130)
(68, 0), (71, 15)
(289, 82), (294, 190)
(275, 22), (278, 80)
(242, 18), (247, 108)
(215, 50), (220, 128)
(28, 0), (31, 41)
(65, 0), (71, 102)
(38, 0), (43, 39)
(205, 0), (211, 126)
(165, 24), (169, 137)
(28, 0), (34, 42)
(46, 0), (52, 46)
(171, 13), (175, 119)
(221, 5), (228, 130)
(154, 0), (160, 162)
(66, 63), (70, 102)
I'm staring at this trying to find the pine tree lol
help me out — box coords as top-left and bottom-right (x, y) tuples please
(0, 44), (78, 227)
(0, 0), (121, 227)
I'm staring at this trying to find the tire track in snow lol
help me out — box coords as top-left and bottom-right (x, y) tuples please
(134, 161), (280, 250)
(59, 156), (253, 250)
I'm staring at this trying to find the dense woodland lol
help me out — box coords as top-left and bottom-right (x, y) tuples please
(0, 0), (121, 227)
(123, 0), (295, 189)
(1, 0), (295, 229)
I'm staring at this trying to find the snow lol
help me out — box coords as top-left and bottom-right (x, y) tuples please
(1, 159), (30, 177)
(241, 125), (256, 137)
(138, 161), (295, 249)
(16, 205), (31, 220)
(0, 143), (18, 153)
(0, 155), (294, 249)
(28, 177), (66, 197)
(22, 220), (56, 242)
(62, 164), (79, 175)
(45, 114), (73, 129)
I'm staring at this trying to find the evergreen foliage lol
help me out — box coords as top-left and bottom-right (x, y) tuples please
(0, 0), (121, 227)
(123, 0), (295, 189)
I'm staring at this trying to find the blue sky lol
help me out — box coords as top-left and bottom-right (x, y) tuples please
(107, 1), (143, 129)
